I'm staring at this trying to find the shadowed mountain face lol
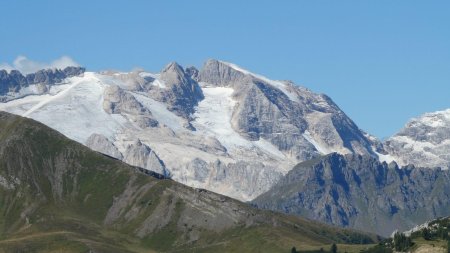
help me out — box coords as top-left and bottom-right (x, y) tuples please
(0, 112), (376, 253)
(252, 153), (450, 237)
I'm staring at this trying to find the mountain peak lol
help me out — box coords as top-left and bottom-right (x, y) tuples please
(159, 62), (187, 85)
(161, 61), (184, 74)
(156, 61), (204, 118)
(198, 59), (251, 87)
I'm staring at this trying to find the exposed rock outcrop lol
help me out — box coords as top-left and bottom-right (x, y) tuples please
(123, 139), (168, 176)
(103, 85), (150, 115)
(149, 62), (204, 118)
(198, 59), (251, 87)
(85, 133), (123, 159)
(185, 66), (199, 82)
(182, 158), (283, 200)
(102, 85), (159, 128)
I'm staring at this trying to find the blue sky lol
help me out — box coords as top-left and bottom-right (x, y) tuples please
(0, 0), (449, 138)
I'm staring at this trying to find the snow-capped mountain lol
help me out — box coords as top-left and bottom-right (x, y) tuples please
(384, 109), (450, 170)
(0, 60), (377, 201)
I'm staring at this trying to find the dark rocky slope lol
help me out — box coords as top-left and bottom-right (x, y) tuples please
(253, 153), (450, 237)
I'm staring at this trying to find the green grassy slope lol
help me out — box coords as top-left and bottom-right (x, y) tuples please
(0, 112), (377, 253)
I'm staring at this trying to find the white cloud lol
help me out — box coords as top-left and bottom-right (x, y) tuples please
(0, 56), (80, 74)
(0, 63), (14, 72)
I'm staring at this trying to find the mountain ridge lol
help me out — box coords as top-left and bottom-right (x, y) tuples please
(252, 152), (450, 237)
(0, 66), (85, 102)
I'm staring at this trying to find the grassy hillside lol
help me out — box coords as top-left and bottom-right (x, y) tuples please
(0, 112), (377, 252)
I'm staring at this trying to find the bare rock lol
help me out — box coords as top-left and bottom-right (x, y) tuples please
(123, 139), (168, 176)
(149, 62), (204, 118)
(103, 85), (150, 115)
(85, 133), (123, 160)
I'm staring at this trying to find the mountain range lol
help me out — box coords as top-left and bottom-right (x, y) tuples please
(0, 59), (380, 201)
(0, 111), (377, 252)
(1, 60), (449, 238)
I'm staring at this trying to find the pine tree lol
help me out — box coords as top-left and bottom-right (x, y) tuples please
(393, 232), (402, 251)
(331, 243), (337, 253)
(422, 228), (432, 240)
(393, 232), (412, 251)
(406, 236), (412, 249)
(440, 226), (450, 240)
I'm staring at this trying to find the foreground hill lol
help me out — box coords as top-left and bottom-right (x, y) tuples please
(253, 153), (450, 237)
(0, 112), (376, 253)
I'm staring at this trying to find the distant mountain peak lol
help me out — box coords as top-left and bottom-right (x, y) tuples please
(385, 108), (450, 169)
(161, 61), (184, 73)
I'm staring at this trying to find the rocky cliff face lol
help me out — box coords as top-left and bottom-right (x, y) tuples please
(123, 139), (168, 176)
(0, 66), (85, 101)
(197, 59), (251, 87)
(197, 59), (376, 160)
(150, 62), (204, 118)
(86, 133), (123, 159)
(384, 109), (450, 169)
(103, 85), (151, 115)
(253, 153), (450, 237)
